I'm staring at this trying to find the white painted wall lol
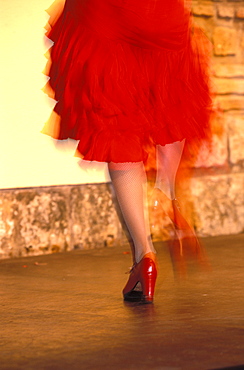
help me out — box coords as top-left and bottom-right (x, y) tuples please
(0, 0), (109, 189)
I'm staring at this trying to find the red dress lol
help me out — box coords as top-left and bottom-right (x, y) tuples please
(43, 0), (213, 163)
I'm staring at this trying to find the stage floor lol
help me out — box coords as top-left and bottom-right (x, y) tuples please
(1, 234), (244, 370)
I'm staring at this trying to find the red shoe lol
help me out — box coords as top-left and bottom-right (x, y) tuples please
(123, 257), (157, 304)
(169, 199), (208, 266)
(151, 195), (209, 277)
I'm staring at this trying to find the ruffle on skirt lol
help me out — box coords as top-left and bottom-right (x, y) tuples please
(42, 0), (214, 163)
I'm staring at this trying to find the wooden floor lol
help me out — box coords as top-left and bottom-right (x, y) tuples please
(1, 234), (244, 370)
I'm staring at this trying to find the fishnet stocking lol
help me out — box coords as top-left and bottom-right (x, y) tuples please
(155, 140), (185, 200)
(108, 162), (156, 263)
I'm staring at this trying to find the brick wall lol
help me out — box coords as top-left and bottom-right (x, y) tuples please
(186, 0), (244, 236)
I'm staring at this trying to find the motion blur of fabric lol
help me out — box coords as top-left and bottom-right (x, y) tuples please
(42, 0), (214, 164)
(42, 0), (215, 278)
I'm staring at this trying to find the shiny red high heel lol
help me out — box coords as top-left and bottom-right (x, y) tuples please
(123, 257), (157, 304)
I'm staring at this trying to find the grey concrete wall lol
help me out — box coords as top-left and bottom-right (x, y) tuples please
(0, 184), (124, 259)
(0, 177), (243, 259)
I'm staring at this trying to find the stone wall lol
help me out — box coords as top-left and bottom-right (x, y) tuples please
(0, 0), (243, 259)
(151, 0), (244, 240)
(0, 184), (125, 259)
(189, 0), (244, 235)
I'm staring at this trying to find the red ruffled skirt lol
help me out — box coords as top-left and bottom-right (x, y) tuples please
(43, 0), (214, 163)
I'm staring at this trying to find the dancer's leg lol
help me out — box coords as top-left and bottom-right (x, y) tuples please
(154, 139), (185, 200)
(109, 183), (136, 262)
(108, 161), (156, 264)
(154, 139), (189, 228)
(153, 139), (208, 276)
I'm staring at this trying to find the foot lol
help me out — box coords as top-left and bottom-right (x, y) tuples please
(123, 255), (158, 303)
